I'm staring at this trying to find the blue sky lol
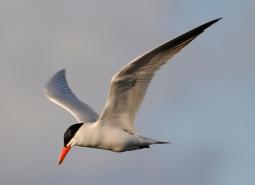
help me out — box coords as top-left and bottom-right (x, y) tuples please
(0, 1), (254, 185)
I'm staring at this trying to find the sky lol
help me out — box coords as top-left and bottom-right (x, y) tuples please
(0, 0), (254, 185)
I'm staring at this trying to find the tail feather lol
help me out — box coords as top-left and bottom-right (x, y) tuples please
(138, 135), (170, 145)
(156, 141), (170, 144)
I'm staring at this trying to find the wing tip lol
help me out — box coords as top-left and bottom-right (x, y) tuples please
(44, 69), (69, 97)
(168, 17), (222, 47)
(202, 17), (222, 30)
(54, 69), (66, 78)
(58, 68), (66, 74)
(210, 17), (222, 23)
(189, 17), (222, 37)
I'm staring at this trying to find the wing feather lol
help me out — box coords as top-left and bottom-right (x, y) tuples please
(44, 69), (99, 123)
(98, 18), (221, 134)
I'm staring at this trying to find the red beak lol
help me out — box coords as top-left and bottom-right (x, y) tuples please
(58, 145), (71, 165)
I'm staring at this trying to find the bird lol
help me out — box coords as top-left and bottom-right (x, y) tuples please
(44, 18), (221, 165)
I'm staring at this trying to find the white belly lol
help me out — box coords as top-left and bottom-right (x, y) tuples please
(98, 126), (140, 152)
(75, 123), (141, 152)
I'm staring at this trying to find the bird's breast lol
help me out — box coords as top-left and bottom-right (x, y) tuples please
(76, 124), (139, 152)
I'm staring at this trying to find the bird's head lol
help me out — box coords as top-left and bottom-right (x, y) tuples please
(58, 123), (83, 165)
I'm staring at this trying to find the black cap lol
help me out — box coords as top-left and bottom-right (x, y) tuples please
(64, 123), (83, 147)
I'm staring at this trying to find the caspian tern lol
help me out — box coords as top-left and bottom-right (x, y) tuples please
(45, 18), (221, 165)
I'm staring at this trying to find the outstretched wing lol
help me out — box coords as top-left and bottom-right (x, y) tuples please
(98, 18), (221, 134)
(44, 69), (99, 123)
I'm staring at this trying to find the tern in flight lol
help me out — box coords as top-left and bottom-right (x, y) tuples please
(45, 18), (221, 165)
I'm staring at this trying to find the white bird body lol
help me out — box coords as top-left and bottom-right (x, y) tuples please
(73, 122), (158, 152)
(44, 18), (221, 164)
